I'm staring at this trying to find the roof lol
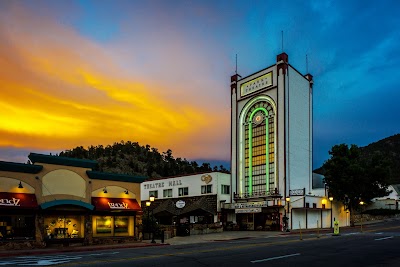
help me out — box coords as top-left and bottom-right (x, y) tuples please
(86, 170), (147, 183)
(391, 184), (400, 195)
(28, 153), (98, 169)
(0, 161), (43, 174)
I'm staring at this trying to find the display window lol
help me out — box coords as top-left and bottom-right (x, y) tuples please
(43, 215), (83, 239)
(0, 215), (35, 240)
(92, 215), (133, 237)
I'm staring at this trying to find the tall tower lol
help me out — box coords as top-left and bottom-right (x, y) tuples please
(231, 53), (314, 203)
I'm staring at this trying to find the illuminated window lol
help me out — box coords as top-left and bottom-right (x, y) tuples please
(244, 101), (275, 195)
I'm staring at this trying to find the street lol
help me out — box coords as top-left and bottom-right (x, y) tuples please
(1, 220), (400, 267)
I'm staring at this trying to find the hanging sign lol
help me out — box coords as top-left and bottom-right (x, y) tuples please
(176, 200), (186, 208)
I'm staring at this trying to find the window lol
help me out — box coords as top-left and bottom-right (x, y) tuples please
(163, 189), (172, 198)
(201, 185), (212, 194)
(149, 190), (158, 198)
(221, 185), (230, 194)
(178, 187), (188, 196)
(244, 101), (275, 196)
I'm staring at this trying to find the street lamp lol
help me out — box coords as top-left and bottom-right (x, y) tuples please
(359, 201), (364, 232)
(148, 196), (156, 243)
(329, 197), (333, 228)
(285, 197), (290, 232)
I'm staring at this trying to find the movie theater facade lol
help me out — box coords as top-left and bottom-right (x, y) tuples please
(0, 153), (144, 245)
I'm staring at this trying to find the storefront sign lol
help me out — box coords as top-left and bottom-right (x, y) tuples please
(234, 201), (268, 209)
(0, 192), (38, 209)
(235, 208), (262, 213)
(92, 197), (141, 211)
(108, 201), (129, 209)
(0, 197), (21, 206)
(143, 179), (183, 189)
(176, 200), (186, 208)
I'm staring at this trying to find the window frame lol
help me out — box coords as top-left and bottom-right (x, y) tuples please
(163, 189), (173, 198)
(201, 184), (212, 194)
(178, 187), (189, 196)
(221, 185), (230, 195)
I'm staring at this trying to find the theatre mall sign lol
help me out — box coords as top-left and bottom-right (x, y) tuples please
(143, 179), (183, 189)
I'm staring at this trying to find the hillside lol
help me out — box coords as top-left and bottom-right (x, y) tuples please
(58, 141), (229, 178)
(314, 134), (400, 184)
(359, 134), (400, 183)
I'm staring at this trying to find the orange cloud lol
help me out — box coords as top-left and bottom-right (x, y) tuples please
(0, 3), (231, 161)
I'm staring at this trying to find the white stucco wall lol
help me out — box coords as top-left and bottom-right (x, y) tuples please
(287, 66), (311, 193)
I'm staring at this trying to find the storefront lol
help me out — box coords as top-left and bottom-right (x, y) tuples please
(0, 153), (145, 247)
(140, 172), (231, 236)
(0, 192), (38, 240)
(91, 197), (141, 237)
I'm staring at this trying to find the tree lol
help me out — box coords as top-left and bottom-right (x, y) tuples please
(322, 144), (391, 226)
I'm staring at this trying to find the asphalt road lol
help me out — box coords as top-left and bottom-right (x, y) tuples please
(1, 220), (400, 267)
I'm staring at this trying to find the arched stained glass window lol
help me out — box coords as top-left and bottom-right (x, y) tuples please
(244, 101), (275, 196)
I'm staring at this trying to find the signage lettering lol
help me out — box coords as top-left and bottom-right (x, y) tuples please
(235, 208), (262, 214)
(168, 180), (182, 187)
(0, 197), (21, 207)
(108, 202), (128, 209)
(240, 72), (273, 97)
(143, 179), (183, 189)
(234, 201), (268, 209)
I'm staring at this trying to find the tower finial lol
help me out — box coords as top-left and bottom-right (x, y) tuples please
(306, 54), (308, 73)
(281, 30), (284, 52)
(235, 54), (238, 75)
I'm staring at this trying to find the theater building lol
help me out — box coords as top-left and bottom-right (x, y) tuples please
(140, 172), (231, 233)
(227, 53), (349, 230)
(0, 153), (144, 245)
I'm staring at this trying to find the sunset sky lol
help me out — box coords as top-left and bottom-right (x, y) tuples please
(1, 0), (399, 169)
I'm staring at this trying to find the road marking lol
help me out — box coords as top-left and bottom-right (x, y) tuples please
(251, 253), (301, 263)
(375, 232), (383, 235)
(375, 236), (393, 241)
(0, 252), (119, 266)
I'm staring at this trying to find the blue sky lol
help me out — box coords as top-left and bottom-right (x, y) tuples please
(0, 0), (399, 170)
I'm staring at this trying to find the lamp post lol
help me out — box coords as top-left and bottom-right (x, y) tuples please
(359, 201), (364, 232)
(329, 196), (333, 228)
(149, 196), (156, 243)
(285, 197), (290, 232)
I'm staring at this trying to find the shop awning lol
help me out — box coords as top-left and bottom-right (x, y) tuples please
(92, 197), (141, 211)
(0, 192), (38, 209)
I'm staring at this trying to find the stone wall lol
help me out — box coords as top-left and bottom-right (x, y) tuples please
(353, 213), (400, 223)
